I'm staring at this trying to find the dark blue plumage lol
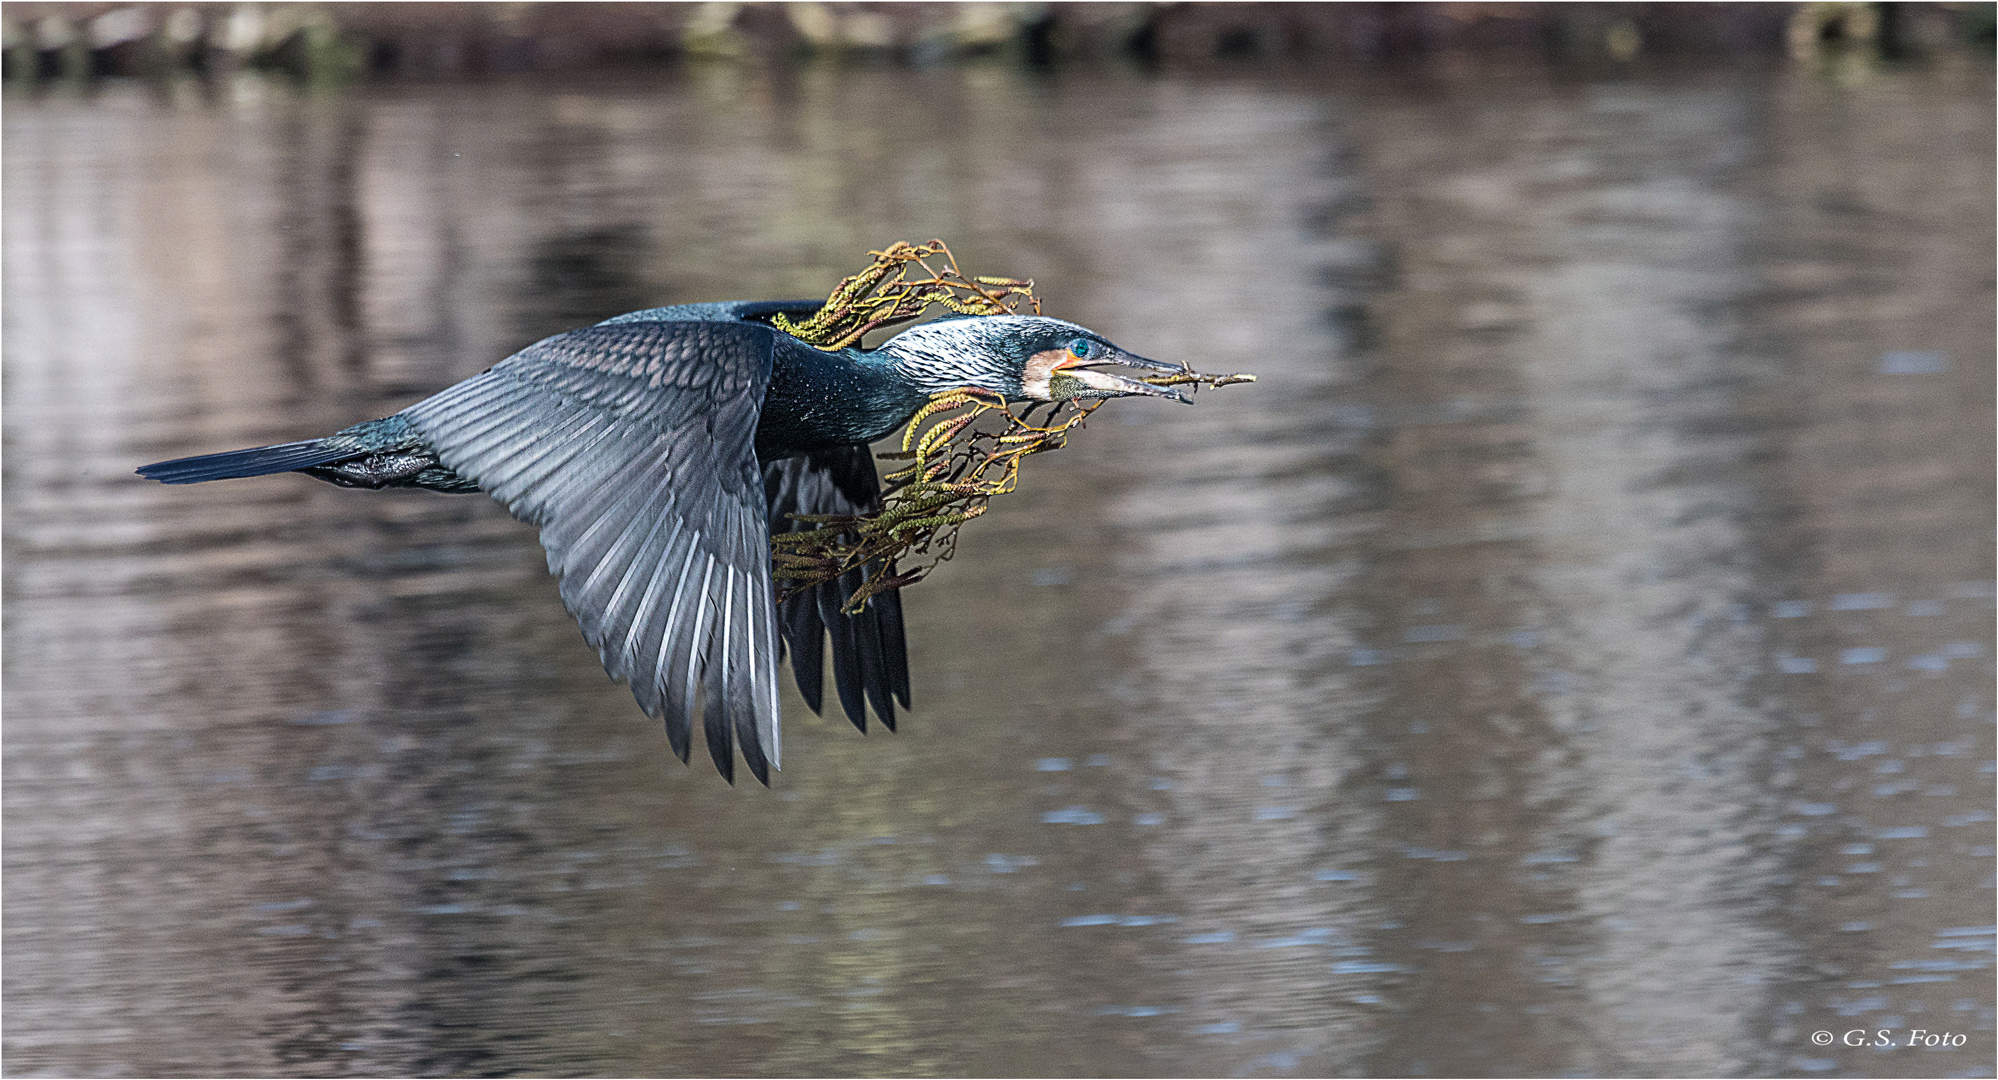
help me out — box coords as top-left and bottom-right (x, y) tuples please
(138, 301), (1186, 784)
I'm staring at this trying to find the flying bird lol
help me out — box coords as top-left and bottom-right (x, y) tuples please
(138, 301), (1189, 784)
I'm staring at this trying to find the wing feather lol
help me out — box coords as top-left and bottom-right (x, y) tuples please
(576, 478), (679, 632)
(426, 380), (546, 456)
(556, 456), (681, 587)
(403, 321), (781, 783)
(762, 446), (912, 735)
(617, 517), (689, 676)
(657, 548), (709, 761)
(489, 412), (613, 510)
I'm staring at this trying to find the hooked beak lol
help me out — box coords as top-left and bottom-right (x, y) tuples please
(1052, 348), (1194, 404)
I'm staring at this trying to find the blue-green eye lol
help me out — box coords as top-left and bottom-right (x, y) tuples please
(1069, 339), (1091, 359)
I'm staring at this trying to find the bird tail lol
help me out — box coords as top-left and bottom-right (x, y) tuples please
(136, 440), (354, 485)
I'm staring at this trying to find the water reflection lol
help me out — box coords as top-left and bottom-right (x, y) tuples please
(6, 60), (1992, 1077)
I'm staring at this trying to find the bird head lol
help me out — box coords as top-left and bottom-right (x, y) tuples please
(878, 315), (1192, 404)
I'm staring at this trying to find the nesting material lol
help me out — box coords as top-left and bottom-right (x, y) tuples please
(769, 240), (1254, 611)
(770, 239), (1040, 349)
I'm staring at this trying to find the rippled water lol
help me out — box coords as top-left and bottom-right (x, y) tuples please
(5, 58), (1993, 1078)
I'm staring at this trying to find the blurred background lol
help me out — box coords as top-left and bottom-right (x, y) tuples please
(4, 3), (1993, 1077)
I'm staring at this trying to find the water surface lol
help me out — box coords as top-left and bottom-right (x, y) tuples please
(5, 59), (1993, 1077)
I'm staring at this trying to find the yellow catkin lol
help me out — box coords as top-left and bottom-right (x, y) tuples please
(769, 240), (1039, 352)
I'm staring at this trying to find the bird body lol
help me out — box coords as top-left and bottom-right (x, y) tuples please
(139, 301), (1187, 784)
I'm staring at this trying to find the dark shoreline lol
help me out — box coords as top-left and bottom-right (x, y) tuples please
(5, 1), (1990, 86)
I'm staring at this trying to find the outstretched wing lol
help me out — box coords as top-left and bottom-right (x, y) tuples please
(402, 320), (782, 784)
(763, 447), (912, 732)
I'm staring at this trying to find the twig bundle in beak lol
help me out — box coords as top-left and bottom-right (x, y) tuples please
(767, 241), (1255, 610)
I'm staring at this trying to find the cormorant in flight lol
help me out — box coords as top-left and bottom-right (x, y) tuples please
(138, 301), (1188, 784)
